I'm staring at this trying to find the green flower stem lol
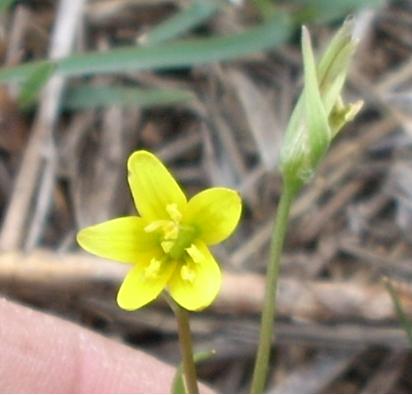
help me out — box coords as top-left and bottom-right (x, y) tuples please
(251, 184), (296, 393)
(167, 295), (199, 393)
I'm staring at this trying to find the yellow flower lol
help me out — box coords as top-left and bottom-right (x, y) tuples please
(77, 150), (242, 311)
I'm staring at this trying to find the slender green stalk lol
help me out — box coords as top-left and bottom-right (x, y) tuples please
(251, 185), (296, 393)
(166, 295), (199, 394)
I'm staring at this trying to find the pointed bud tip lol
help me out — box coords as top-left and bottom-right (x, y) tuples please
(342, 16), (359, 43)
(301, 25), (310, 42)
(345, 100), (364, 122)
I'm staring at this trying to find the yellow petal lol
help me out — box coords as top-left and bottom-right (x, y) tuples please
(77, 217), (159, 264)
(168, 242), (221, 311)
(117, 259), (176, 310)
(127, 151), (187, 221)
(183, 187), (241, 245)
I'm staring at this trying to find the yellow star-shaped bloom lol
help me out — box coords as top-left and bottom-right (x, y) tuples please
(77, 151), (242, 311)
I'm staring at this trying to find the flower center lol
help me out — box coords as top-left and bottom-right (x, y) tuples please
(144, 203), (196, 260)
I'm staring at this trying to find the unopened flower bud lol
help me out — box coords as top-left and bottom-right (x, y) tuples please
(280, 20), (363, 194)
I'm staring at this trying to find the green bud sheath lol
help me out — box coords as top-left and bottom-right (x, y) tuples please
(280, 20), (362, 194)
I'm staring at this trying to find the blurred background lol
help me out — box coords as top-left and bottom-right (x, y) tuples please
(1, 0), (412, 392)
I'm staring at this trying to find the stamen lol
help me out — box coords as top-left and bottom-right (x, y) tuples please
(144, 221), (166, 233)
(144, 258), (162, 278)
(180, 264), (196, 283)
(186, 244), (204, 263)
(163, 222), (179, 240)
(144, 219), (178, 240)
(166, 203), (182, 222)
(161, 241), (174, 253)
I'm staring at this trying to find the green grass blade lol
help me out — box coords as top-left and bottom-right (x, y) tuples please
(0, 60), (50, 84)
(171, 368), (186, 395)
(0, 0), (15, 13)
(63, 85), (194, 110)
(58, 13), (291, 77)
(384, 278), (412, 347)
(0, 13), (291, 84)
(292, 0), (384, 23)
(141, 0), (221, 46)
(18, 62), (56, 108)
(251, 0), (277, 20)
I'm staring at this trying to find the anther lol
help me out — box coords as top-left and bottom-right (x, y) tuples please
(144, 221), (165, 233)
(161, 241), (174, 253)
(180, 264), (196, 283)
(163, 222), (179, 240)
(186, 244), (204, 263)
(166, 203), (182, 222)
(144, 258), (162, 278)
